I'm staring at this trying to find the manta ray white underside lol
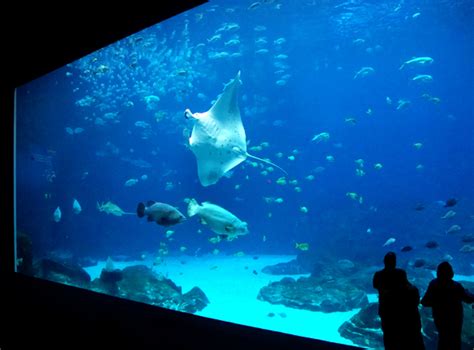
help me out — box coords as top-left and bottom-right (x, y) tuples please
(185, 71), (286, 187)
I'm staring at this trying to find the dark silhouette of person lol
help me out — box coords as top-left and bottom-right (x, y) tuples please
(373, 252), (425, 349)
(421, 261), (474, 350)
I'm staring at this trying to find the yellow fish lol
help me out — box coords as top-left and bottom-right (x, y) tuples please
(295, 242), (310, 251)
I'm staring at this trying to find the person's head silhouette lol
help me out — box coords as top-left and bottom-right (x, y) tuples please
(384, 252), (396, 270)
(436, 261), (454, 282)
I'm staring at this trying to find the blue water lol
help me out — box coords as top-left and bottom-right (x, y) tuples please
(15, 0), (473, 344)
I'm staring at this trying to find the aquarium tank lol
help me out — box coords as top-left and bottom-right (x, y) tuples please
(14, 0), (474, 349)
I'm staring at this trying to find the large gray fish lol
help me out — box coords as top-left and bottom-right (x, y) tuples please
(137, 201), (186, 227)
(187, 198), (248, 241)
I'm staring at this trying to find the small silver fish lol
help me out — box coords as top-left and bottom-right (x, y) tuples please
(53, 206), (62, 222)
(399, 56), (433, 70)
(383, 237), (396, 247)
(72, 199), (82, 214)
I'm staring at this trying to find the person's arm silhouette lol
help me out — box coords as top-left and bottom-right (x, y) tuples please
(420, 280), (435, 307)
(461, 286), (474, 304)
(373, 271), (380, 290)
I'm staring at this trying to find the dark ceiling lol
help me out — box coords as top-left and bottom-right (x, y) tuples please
(1, 1), (206, 88)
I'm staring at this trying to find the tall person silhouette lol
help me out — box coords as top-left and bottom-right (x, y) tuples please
(373, 252), (425, 349)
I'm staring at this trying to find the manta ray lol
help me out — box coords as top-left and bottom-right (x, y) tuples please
(185, 71), (286, 187)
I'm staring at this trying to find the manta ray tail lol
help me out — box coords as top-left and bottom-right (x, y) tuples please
(246, 153), (288, 175)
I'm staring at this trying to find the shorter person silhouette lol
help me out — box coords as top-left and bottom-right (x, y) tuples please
(373, 252), (425, 349)
(421, 261), (474, 350)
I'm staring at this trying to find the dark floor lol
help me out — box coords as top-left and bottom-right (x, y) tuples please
(2, 273), (360, 350)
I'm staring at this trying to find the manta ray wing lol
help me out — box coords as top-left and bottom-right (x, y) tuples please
(209, 71), (243, 123)
(189, 71), (248, 186)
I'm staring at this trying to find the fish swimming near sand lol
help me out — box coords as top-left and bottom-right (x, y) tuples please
(137, 201), (186, 227)
(295, 242), (310, 251)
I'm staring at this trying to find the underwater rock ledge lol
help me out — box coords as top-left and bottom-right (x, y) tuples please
(35, 259), (209, 314)
(257, 275), (368, 313)
(92, 265), (210, 314)
(261, 258), (309, 275)
(35, 258), (91, 288)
